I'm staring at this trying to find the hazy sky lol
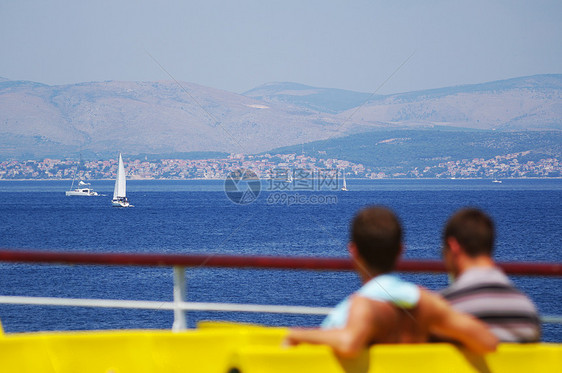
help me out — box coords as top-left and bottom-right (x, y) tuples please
(1, 0), (561, 94)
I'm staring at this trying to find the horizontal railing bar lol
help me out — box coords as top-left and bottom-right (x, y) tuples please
(0, 296), (560, 324)
(0, 296), (332, 315)
(0, 249), (353, 270)
(541, 315), (562, 324)
(0, 249), (561, 276)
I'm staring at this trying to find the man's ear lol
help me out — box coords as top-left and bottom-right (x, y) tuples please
(348, 242), (366, 268)
(348, 242), (373, 280)
(446, 237), (462, 255)
(348, 242), (358, 259)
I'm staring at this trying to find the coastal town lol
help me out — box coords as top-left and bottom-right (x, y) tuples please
(0, 151), (560, 180)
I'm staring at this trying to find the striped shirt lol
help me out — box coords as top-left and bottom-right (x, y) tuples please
(441, 267), (541, 343)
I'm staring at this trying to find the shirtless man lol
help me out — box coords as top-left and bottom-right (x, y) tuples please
(286, 206), (498, 358)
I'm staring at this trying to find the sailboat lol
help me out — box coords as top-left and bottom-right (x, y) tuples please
(341, 170), (348, 191)
(285, 170), (293, 183)
(112, 153), (132, 207)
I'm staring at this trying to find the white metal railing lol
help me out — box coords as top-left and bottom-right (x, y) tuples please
(0, 250), (561, 331)
(0, 265), (332, 332)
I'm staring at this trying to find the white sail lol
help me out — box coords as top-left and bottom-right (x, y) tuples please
(341, 170), (348, 191)
(286, 171), (293, 183)
(113, 153), (127, 199)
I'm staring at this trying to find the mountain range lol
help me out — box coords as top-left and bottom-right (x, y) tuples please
(0, 74), (560, 160)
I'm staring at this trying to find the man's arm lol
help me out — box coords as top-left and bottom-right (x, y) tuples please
(420, 289), (498, 354)
(286, 295), (396, 358)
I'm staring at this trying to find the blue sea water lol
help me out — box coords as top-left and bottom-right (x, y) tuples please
(0, 179), (560, 342)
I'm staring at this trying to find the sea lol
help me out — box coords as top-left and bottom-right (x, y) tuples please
(0, 179), (560, 342)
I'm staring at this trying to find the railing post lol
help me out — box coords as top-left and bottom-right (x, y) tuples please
(172, 266), (187, 331)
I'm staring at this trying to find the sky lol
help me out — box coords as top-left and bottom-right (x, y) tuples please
(1, 0), (561, 94)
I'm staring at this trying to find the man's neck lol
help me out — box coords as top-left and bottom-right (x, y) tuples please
(360, 269), (384, 284)
(458, 255), (495, 276)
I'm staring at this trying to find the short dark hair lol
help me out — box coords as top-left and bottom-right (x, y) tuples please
(351, 206), (403, 273)
(443, 208), (495, 257)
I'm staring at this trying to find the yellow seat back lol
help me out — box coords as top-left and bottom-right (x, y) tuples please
(0, 326), (560, 373)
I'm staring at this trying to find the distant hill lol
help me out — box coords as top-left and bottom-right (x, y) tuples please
(132, 151), (229, 161)
(334, 74), (562, 131)
(244, 75), (562, 131)
(0, 80), (343, 160)
(243, 82), (373, 113)
(0, 74), (560, 160)
(269, 129), (562, 170)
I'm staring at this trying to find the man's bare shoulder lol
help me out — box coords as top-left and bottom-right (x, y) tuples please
(348, 294), (399, 329)
(351, 293), (423, 344)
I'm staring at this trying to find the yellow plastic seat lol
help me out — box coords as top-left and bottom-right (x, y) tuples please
(231, 342), (562, 373)
(0, 326), (560, 373)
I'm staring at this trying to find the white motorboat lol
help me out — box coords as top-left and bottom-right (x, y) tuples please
(112, 153), (132, 207)
(66, 180), (99, 196)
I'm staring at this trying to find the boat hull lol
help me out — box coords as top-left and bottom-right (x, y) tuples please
(112, 199), (130, 207)
(66, 189), (98, 196)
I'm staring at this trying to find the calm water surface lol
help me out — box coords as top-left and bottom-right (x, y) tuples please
(0, 179), (560, 341)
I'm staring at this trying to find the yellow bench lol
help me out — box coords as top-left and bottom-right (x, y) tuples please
(0, 326), (287, 373)
(0, 325), (560, 373)
(232, 342), (562, 373)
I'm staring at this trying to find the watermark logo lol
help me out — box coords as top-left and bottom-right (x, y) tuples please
(224, 168), (342, 205)
(268, 168), (340, 191)
(224, 169), (261, 205)
(266, 192), (338, 206)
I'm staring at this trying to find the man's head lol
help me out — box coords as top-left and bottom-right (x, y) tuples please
(443, 208), (495, 257)
(350, 206), (403, 276)
(442, 208), (495, 277)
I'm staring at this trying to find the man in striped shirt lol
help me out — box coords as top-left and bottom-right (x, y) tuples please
(441, 208), (541, 342)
